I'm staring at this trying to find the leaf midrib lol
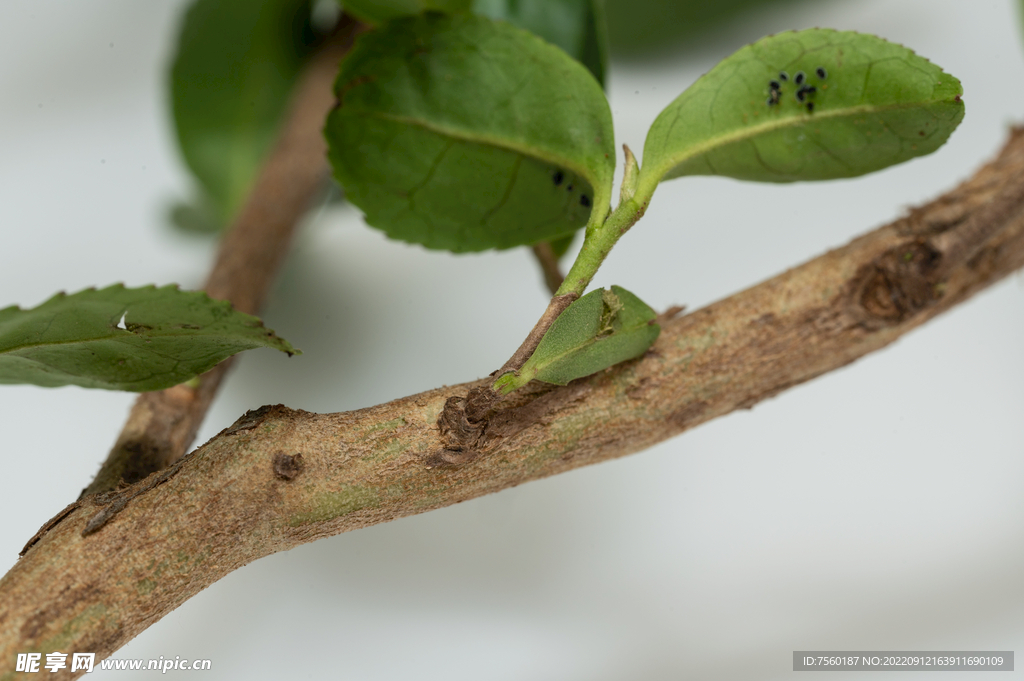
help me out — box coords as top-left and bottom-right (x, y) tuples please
(647, 97), (949, 183)
(361, 109), (613, 198)
(529, 323), (649, 379)
(0, 330), (264, 356)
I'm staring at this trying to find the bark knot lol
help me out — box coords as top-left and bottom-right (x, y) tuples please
(272, 452), (304, 480)
(851, 239), (943, 326)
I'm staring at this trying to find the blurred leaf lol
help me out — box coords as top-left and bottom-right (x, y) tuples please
(0, 285), (297, 392)
(639, 29), (964, 190)
(168, 196), (222, 235)
(341, 0), (472, 24)
(548, 231), (577, 259)
(325, 13), (615, 252)
(603, 0), (797, 55)
(171, 0), (321, 227)
(495, 285), (659, 393)
(472, 0), (607, 86)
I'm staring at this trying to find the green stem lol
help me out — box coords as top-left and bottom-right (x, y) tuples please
(488, 176), (655, 396)
(555, 192), (649, 298)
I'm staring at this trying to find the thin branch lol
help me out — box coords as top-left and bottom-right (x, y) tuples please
(531, 242), (565, 295)
(81, 18), (364, 497)
(6, 126), (1024, 673)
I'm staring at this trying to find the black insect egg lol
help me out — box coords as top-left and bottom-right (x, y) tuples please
(769, 80), (781, 91)
(816, 66), (827, 79)
(794, 71), (806, 85)
(778, 71), (789, 81)
(552, 170), (564, 186)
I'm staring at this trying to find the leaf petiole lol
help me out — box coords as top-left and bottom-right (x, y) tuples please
(555, 146), (653, 299)
(488, 146), (657, 395)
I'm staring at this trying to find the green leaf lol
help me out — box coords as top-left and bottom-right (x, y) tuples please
(469, 1), (608, 259)
(494, 285), (659, 393)
(548, 232), (578, 259)
(171, 0), (320, 226)
(472, 0), (608, 86)
(0, 285), (298, 392)
(639, 29), (964, 192)
(603, 0), (792, 55)
(341, 0), (472, 24)
(325, 12), (615, 253)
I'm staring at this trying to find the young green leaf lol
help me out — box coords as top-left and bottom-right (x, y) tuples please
(171, 0), (320, 227)
(325, 13), (615, 253)
(341, 0), (472, 25)
(638, 29), (964, 194)
(494, 285), (659, 393)
(472, 0), (608, 86)
(0, 285), (298, 392)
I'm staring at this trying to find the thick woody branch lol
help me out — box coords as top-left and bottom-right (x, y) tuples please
(6, 127), (1024, 677)
(82, 19), (363, 497)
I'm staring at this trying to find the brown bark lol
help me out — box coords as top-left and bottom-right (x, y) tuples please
(4, 124), (1024, 677)
(81, 19), (364, 497)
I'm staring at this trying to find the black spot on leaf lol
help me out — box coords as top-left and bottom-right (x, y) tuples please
(552, 170), (564, 186)
(580, 194), (591, 207)
(796, 84), (817, 103)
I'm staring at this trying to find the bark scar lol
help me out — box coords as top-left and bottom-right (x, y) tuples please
(80, 453), (195, 537)
(272, 452), (304, 480)
(429, 379), (591, 469)
(20, 500), (83, 556)
(849, 239), (942, 327)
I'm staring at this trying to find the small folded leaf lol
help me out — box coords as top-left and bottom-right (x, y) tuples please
(341, 0), (472, 24)
(171, 0), (320, 226)
(0, 285), (298, 392)
(325, 13), (615, 253)
(472, 0), (608, 86)
(639, 29), (964, 190)
(620, 144), (639, 203)
(494, 285), (659, 393)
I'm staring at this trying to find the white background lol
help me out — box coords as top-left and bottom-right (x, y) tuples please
(2, 0), (1024, 679)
